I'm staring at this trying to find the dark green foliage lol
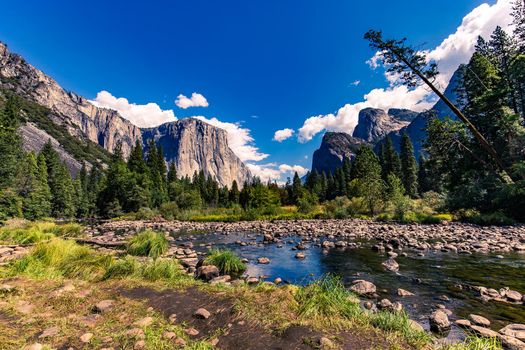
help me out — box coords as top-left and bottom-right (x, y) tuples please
(400, 134), (418, 198)
(0, 96), (22, 189)
(380, 136), (401, 181)
(349, 146), (384, 214)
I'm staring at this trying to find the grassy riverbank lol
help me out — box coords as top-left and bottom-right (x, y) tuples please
(0, 221), (506, 349)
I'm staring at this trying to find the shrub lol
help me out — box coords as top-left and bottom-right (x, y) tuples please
(134, 207), (157, 220)
(126, 230), (168, 259)
(297, 192), (318, 214)
(204, 249), (246, 276)
(295, 274), (360, 321)
(159, 202), (179, 220)
(324, 197), (350, 219)
(466, 211), (515, 226)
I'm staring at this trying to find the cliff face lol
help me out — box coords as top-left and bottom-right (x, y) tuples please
(0, 41), (252, 185)
(353, 108), (417, 143)
(385, 67), (464, 157)
(142, 118), (252, 187)
(0, 41), (142, 159)
(311, 132), (368, 175)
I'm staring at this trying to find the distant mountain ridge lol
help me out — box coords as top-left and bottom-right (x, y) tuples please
(311, 68), (462, 173)
(0, 41), (252, 186)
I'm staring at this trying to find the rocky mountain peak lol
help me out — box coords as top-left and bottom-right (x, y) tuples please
(352, 107), (416, 143)
(311, 132), (368, 175)
(142, 118), (252, 187)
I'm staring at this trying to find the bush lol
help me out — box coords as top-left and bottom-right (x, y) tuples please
(297, 192), (318, 214)
(465, 211), (515, 226)
(159, 202), (179, 220)
(324, 197), (350, 219)
(204, 249), (246, 276)
(126, 230), (168, 259)
(134, 207), (157, 220)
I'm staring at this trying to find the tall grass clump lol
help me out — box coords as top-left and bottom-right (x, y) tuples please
(0, 221), (84, 244)
(126, 230), (168, 259)
(370, 311), (431, 347)
(140, 258), (182, 281)
(10, 239), (112, 280)
(295, 274), (360, 322)
(103, 255), (140, 280)
(444, 335), (502, 350)
(204, 249), (246, 275)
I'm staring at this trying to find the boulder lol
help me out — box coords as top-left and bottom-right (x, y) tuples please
(397, 288), (414, 297)
(500, 324), (525, 342)
(350, 280), (376, 295)
(196, 265), (219, 281)
(470, 325), (499, 338)
(506, 290), (523, 303)
(469, 314), (491, 327)
(257, 257), (270, 264)
(429, 310), (451, 333)
(382, 258), (399, 272)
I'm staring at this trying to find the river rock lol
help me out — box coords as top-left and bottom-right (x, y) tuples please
(498, 334), (525, 350)
(397, 288), (414, 297)
(350, 280), (376, 295)
(381, 258), (399, 272)
(500, 324), (525, 342)
(257, 257), (270, 264)
(470, 325), (499, 338)
(210, 275), (231, 284)
(295, 252), (305, 259)
(456, 319), (471, 328)
(196, 265), (219, 281)
(429, 310), (451, 333)
(506, 290), (523, 302)
(469, 314), (491, 327)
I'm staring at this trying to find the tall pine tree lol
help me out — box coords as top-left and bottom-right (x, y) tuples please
(400, 133), (418, 198)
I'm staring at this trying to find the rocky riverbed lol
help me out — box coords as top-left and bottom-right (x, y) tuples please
(87, 219), (525, 254)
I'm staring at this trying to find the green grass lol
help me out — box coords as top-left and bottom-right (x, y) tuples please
(126, 230), (168, 259)
(295, 274), (361, 321)
(204, 249), (246, 275)
(443, 335), (503, 350)
(9, 239), (112, 280)
(0, 221), (85, 244)
(370, 310), (431, 347)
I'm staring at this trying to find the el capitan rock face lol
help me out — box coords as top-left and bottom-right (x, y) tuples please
(0, 41), (252, 185)
(311, 132), (368, 175)
(142, 118), (252, 187)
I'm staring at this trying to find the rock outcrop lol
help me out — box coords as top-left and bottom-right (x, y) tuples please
(0, 41), (142, 159)
(0, 41), (252, 185)
(385, 67), (463, 157)
(142, 118), (252, 187)
(353, 108), (416, 143)
(311, 132), (368, 175)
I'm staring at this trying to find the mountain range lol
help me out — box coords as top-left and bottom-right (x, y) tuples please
(0, 40), (459, 184)
(0, 41), (251, 187)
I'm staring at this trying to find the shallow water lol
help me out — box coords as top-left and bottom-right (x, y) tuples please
(174, 231), (525, 341)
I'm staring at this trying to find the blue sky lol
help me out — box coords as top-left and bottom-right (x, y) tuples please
(0, 0), (511, 181)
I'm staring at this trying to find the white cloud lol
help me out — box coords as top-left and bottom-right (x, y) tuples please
(246, 163), (308, 183)
(349, 80), (361, 87)
(297, 0), (513, 142)
(90, 90), (176, 128)
(278, 164), (308, 177)
(193, 116), (268, 162)
(273, 128), (295, 142)
(175, 92), (209, 109)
